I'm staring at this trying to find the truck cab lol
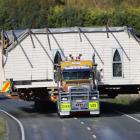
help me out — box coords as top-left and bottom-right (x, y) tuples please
(56, 55), (100, 117)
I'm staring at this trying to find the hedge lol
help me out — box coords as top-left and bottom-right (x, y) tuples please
(0, 1), (140, 35)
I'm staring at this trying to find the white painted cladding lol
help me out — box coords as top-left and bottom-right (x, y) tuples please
(3, 27), (140, 87)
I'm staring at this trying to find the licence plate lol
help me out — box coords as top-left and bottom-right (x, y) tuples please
(76, 103), (84, 107)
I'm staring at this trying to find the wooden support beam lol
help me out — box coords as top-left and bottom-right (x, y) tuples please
(107, 27), (131, 61)
(46, 28), (51, 51)
(106, 25), (109, 38)
(32, 33), (54, 65)
(78, 27), (82, 42)
(28, 29), (36, 48)
(79, 28), (104, 65)
(12, 30), (34, 68)
(1, 30), (4, 67)
(47, 28), (66, 59)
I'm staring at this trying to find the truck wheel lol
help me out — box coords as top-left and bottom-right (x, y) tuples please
(58, 113), (70, 118)
(58, 112), (64, 118)
(91, 114), (100, 117)
(35, 100), (56, 112)
(56, 100), (70, 118)
(34, 100), (42, 111)
(57, 107), (70, 118)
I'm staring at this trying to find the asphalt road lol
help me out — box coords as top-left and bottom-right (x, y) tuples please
(0, 95), (140, 140)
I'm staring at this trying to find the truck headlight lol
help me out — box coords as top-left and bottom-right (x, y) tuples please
(61, 97), (68, 101)
(91, 96), (97, 100)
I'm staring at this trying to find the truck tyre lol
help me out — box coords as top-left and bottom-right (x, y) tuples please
(58, 113), (70, 118)
(91, 114), (100, 117)
(57, 103), (69, 118)
(34, 100), (42, 111)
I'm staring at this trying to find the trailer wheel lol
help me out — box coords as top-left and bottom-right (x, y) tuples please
(34, 99), (47, 111)
(34, 100), (42, 111)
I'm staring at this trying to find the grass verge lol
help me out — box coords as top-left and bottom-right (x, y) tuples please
(109, 95), (140, 104)
(106, 95), (140, 112)
(0, 117), (7, 140)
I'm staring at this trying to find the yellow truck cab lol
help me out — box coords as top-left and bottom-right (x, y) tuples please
(56, 55), (100, 117)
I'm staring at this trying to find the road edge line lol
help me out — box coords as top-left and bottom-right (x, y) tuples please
(115, 110), (140, 123)
(0, 109), (25, 140)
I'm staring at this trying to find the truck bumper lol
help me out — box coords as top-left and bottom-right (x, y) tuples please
(90, 110), (100, 115)
(58, 100), (100, 116)
(59, 112), (70, 116)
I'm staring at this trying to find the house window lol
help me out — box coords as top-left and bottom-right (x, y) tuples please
(113, 49), (122, 77)
(54, 51), (62, 70)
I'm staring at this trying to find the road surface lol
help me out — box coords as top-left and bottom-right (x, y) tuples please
(0, 94), (140, 140)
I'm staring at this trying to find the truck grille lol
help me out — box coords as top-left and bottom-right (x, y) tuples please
(70, 87), (89, 101)
(70, 87), (88, 110)
(70, 87), (88, 93)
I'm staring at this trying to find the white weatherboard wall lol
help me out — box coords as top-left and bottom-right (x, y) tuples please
(3, 27), (140, 88)
(4, 36), (33, 81)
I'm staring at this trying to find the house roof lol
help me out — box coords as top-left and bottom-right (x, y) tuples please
(5, 26), (128, 40)
(4, 26), (139, 52)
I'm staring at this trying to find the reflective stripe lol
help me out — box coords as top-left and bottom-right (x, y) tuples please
(60, 102), (71, 111)
(1, 81), (11, 92)
(88, 101), (99, 110)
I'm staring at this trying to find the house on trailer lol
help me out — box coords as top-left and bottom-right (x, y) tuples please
(2, 26), (140, 97)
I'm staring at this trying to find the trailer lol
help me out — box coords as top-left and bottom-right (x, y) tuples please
(1, 26), (140, 108)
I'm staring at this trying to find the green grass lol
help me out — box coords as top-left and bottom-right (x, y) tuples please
(109, 95), (133, 105)
(0, 117), (7, 140)
(105, 95), (140, 112)
(64, 0), (140, 8)
(109, 95), (140, 104)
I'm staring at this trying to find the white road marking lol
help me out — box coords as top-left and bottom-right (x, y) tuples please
(18, 99), (23, 102)
(92, 134), (96, 139)
(80, 121), (85, 125)
(87, 126), (91, 131)
(77, 119), (96, 139)
(31, 124), (38, 132)
(74, 117), (77, 120)
(31, 124), (41, 140)
(116, 111), (140, 123)
(0, 109), (25, 140)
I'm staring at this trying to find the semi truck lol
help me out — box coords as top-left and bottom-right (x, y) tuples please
(56, 54), (100, 117)
(1, 27), (140, 115)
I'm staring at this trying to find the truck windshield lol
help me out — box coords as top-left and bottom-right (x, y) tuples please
(63, 69), (91, 80)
